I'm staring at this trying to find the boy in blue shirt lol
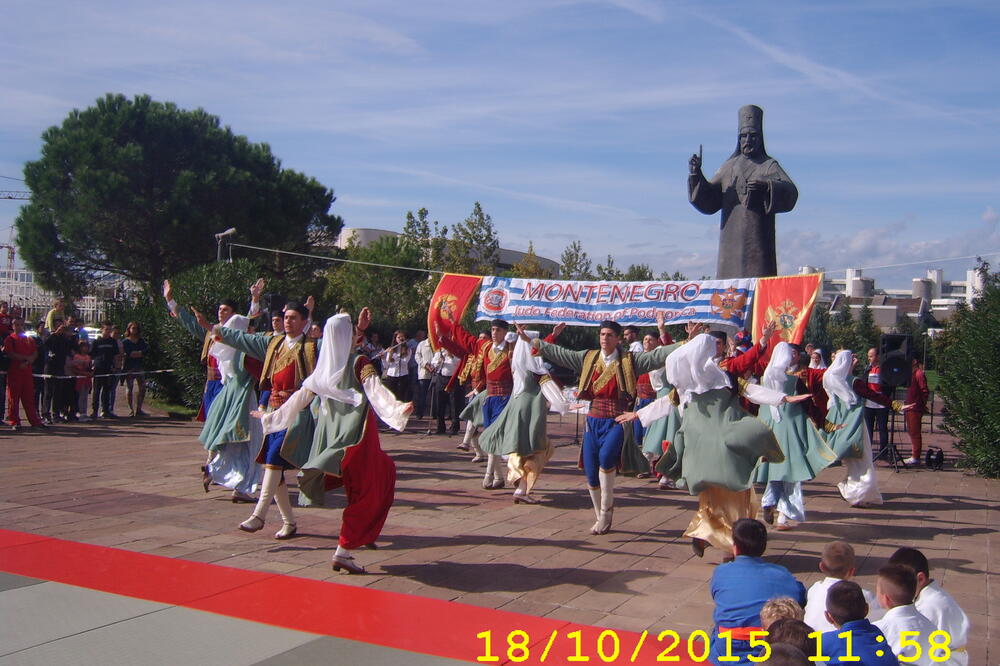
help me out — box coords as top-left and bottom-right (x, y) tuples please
(821, 580), (897, 665)
(709, 518), (806, 665)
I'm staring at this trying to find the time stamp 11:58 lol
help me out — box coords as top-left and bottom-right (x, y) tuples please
(475, 628), (955, 663)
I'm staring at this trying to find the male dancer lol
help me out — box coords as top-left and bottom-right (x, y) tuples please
(208, 300), (318, 539)
(524, 315), (679, 534)
(439, 319), (519, 490)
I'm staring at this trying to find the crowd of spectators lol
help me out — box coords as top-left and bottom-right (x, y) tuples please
(2, 299), (151, 429)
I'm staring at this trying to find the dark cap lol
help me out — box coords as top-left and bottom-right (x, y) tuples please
(709, 330), (728, 343)
(491, 319), (510, 330)
(600, 320), (622, 335)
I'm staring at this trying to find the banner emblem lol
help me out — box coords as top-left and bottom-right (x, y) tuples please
(710, 287), (748, 320)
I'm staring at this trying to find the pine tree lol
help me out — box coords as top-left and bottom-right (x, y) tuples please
(559, 240), (593, 280)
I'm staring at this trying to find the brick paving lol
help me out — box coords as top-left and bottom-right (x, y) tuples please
(2, 398), (996, 663)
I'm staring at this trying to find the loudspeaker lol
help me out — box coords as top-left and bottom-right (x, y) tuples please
(879, 333), (912, 388)
(879, 333), (911, 358)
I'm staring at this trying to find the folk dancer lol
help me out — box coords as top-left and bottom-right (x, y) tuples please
(210, 301), (318, 538)
(254, 310), (410, 574)
(439, 319), (522, 490)
(164, 278), (262, 491)
(641, 332), (805, 556)
(819, 350), (908, 507)
(191, 313), (264, 503)
(527, 318), (679, 534)
(754, 342), (838, 530)
(481, 329), (569, 504)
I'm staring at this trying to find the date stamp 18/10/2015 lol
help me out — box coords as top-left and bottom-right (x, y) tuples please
(474, 628), (955, 663)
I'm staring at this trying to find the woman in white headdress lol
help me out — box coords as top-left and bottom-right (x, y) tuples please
(809, 348), (828, 369)
(200, 314), (264, 502)
(478, 329), (569, 505)
(635, 334), (803, 556)
(754, 342), (838, 530)
(821, 349), (907, 507)
(253, 309), (412, 574)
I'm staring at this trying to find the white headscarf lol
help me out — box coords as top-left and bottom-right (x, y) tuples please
(510, 330), (569, 414)
(665, 334), (731, 415)
(809, 348), (828, 369)
(823, 349), (857, 409)
(302, 314), (362, 406)
(511, 331), (544, 401)
(763, 341), (795, 422)
(210, 315), (248, 385)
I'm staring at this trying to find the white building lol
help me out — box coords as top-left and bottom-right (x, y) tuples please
(798, 265), (985, 329)
(0, 268), (110, 326)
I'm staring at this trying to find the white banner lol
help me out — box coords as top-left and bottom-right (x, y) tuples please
(475, 276), (756, 328)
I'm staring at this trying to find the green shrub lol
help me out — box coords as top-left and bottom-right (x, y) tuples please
(936, 261), (1000, 477)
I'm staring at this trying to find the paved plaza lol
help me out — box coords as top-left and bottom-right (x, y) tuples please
(1, 399), (996, 664)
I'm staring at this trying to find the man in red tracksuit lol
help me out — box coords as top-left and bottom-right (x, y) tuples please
(4, 317), (45, 431)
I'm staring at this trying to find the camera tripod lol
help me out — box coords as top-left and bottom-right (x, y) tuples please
(871, 387), (906, 472)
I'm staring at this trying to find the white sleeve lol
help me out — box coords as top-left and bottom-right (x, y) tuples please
(540, 377), (569, 414)
(260, 387), (315, 435)
(247, 300), (261, 318)
(363, 373), (412, 432)
(637, 394), (675, 427)
(742, 383), (786, 407)
(166, 299), (179, 315)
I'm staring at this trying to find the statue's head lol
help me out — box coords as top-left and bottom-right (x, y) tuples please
(735, 104), (766, 159)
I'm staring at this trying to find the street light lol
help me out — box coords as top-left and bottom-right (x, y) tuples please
(215, 228), (236, 262)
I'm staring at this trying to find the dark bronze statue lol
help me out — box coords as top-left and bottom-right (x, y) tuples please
(688, 105), (798, 279)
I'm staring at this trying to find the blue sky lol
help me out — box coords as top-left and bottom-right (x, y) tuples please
(2, 0), (999, 288)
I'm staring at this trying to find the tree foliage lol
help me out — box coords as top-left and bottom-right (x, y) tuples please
(512, 242), (552, 278)
(936, 260), (1000, 477)
(855, 303), (880, 354)
(15, 93), (342, 296)
(325, 235), (426, 338)
(445, 202), (498, 275)
(559, 240), (593, 280)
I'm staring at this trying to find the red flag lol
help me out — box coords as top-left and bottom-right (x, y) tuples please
(752, 273), (823, 345)
(427, 273), (483, 351)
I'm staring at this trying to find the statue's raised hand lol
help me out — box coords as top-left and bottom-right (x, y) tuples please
(688, 151), (702, 176)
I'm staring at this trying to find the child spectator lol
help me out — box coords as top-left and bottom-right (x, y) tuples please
(820, 580), (897, 664)
(873, 564), (952, 666)
(765, 618), (812, 655)
(765, 643), (809, 666)
(69, 340), (94, 422)
(760, 596), (804, 630)
(889, 547), (969, 665)
(804, 540), (883, 631)
(709, 518), (806, 665)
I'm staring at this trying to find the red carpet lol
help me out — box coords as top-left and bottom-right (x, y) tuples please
(0, 528), (702, 664)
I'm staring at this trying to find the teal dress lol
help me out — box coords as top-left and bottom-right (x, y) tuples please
(642, 382), (681, 458)
(479, 374), (550, 457)
(754, 373), (837, 484)
(656, 388), (784, 495)
(459, 390), (486, 428)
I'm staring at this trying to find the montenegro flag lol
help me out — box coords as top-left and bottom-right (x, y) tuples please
(752, 273), (823, 345)
(428, 273), (483, 351)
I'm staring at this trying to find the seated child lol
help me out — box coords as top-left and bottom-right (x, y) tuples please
(804, 540), (883, 632)
(889, 547), (969, 665)
(874, 564), (957, 666)
(709, 518), (806, 666)
(766, 618), (812, 656)
(760, 596), (804, 630)
(820, 580), (897, 665)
